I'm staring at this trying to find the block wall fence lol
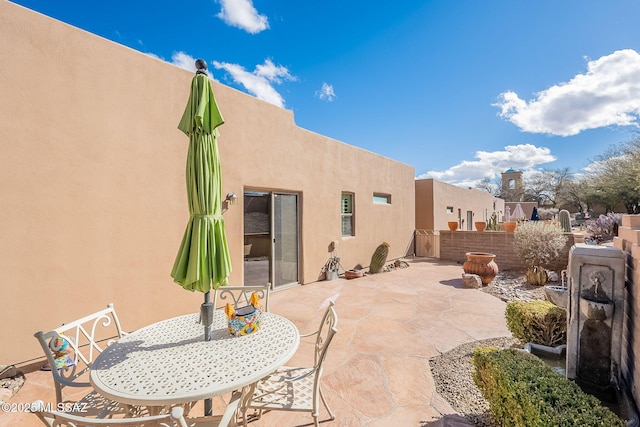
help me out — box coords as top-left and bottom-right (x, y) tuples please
(438, 230), (578, 272)
(614, 215), (640, 408)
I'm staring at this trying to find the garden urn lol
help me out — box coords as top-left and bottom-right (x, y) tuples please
(463, 252), (499, 285)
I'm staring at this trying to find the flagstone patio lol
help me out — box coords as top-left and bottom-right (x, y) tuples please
(1, 257), (510, 427)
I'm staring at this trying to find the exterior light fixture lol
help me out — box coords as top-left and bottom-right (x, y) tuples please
(226, 192), (239, 205)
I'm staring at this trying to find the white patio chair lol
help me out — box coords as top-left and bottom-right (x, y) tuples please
(241, 301), (338, 427)
(34, 303), (129, 417)
(32, 404), (188, 427)
(213, 284), (271, 312)
(32, 384), (242, 427)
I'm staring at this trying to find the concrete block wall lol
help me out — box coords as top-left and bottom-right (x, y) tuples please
(439, 230), (576, 272)
(614, 215), (640, 407)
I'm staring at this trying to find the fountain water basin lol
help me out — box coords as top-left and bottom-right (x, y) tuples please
(544, 285), (568, 308)
(579, 296), (614, 321)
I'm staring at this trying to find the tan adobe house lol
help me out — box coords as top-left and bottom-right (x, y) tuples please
(0, 1), (507, 365)
(0, 2), (415, 363)
(415, 179), (505, 232)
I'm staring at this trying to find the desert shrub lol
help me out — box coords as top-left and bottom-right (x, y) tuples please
(513, 222), (568, 284)
(472, 348), (625, 427)
(585, 212), (622, 242)
(505, 301), (566, 346)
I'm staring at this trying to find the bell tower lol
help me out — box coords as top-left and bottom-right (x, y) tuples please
(501, 169), (523, 201)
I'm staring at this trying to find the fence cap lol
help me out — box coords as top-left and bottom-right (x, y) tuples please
(570, 243), (623, 259)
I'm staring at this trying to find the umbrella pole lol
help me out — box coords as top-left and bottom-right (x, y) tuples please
(202, 291), (213, 341)
(201, 291), (214, 416)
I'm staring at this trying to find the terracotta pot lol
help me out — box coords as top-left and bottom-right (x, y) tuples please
(344, 269), (364, 280)
(463, 252), (499, 285)
(503, 221), (517, 232)
(475, 221), (486, 232)
(447, 221), (459, 231)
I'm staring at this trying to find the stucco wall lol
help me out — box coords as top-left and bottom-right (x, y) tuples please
(415, 179), (434, 230)
(0, 2), (415, 364)
(416, 178), (504, 232)
(614, 215), (640, 406)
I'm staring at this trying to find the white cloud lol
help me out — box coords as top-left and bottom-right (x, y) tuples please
(416, 144), (556, 187)
(213, 59), (296, 108)
(171, 52), (199, 73)
(167, 52), (217, 78)
(254, 59), (296, 83)
(495, 49), (640, 136)
(315, 83), (336, 102)
(217, 0), (269, 34)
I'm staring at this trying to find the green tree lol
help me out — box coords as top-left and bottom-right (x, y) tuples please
(586, 139), (640, 214)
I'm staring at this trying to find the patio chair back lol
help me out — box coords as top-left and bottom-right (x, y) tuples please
(310, 300), (339, 369)
(213, 284), (271, 312)
(32, 403), (188, 427)
(34, 303), (127, 404)
(242, 301), (338, 427)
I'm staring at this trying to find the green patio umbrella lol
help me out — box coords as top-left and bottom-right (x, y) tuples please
(171, 60), (232, 340)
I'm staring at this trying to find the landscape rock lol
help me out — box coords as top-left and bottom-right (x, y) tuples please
(462, 273), (482, 288)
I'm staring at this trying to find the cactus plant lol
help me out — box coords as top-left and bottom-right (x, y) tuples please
(526, 266), (549, 286)
(369, 242), (390, 274)
(559, 209), (571, 232)
(486, 213), (500, 231)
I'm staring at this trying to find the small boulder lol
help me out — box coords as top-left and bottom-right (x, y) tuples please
(462, 273), (482, 289)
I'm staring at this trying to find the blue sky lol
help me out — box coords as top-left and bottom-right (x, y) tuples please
(12, 0), (640, 187)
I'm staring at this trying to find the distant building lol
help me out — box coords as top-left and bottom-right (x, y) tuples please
(501, 168), (524, 202)
(415, 179), (505, 231)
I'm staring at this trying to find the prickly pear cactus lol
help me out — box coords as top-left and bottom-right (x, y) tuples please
(369, 242), (390, 274)
(559, 209), (571, 232)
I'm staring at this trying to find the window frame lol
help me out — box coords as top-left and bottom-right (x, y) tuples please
(373, 193), (391, 204)
(341, 192), (355, 237)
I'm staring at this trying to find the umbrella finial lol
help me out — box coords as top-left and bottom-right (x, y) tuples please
(195, 59), (208, 74)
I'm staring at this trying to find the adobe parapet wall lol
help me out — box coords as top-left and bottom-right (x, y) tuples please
(613, 215), (640, 409)
(439, 230), (576, 272)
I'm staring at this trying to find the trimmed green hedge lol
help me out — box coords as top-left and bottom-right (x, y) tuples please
(472, 347), (624, 426)
(505, 300), (566, 346)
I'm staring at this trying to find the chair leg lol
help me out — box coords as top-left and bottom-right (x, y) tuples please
(319, 385), (335, 420)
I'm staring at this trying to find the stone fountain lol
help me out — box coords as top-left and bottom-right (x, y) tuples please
(566, 244), (625, 401)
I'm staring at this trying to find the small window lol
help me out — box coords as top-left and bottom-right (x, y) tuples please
(341, 193), (354, 236)
(508, 179), (516, 190)
(373, 193), (391, 204)
(446, 206), (454, 214)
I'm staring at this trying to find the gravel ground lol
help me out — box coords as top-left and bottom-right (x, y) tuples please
(428, 270), (549, 426)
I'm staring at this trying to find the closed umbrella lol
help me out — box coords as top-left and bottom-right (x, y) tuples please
(513, 203), (526, 221)
(171, 59), (232, 341)
(505, 206), (511, 222)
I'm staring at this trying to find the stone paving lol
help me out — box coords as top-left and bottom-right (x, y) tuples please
(1, 257), (511, 427)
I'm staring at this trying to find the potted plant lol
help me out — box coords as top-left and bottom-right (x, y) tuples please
(321, 256), (340, 281)
(475, 221), (487, 232)
(447, 221), (459, 231)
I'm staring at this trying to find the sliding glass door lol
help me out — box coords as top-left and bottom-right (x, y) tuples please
(244, 191), (299, 288)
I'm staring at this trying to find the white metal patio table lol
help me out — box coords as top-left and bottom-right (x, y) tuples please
(89, 310), (300, 407)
